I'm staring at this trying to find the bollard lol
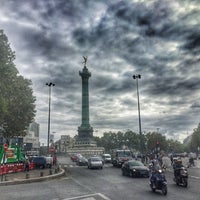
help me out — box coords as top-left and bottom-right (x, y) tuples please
(54, 168), (58, 173)
(4, 175), (8, 181)
(25, 173), (30, 179)
(1, 174), (5, 182)
(49, 169), (52, 175)
(40, 172), (44, 177)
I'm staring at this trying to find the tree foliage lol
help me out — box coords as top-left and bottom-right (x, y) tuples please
(94, 130), (186, 154)
(190, 123), (200, 153)
(0, 30), (36, 139)
(145, 132), (168, 152)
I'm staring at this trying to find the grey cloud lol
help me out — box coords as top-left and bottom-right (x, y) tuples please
(0, 0), (200, 143)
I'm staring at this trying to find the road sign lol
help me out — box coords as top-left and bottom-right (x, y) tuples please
(49, 147), (54, 153)
(3, 143), (8, 150)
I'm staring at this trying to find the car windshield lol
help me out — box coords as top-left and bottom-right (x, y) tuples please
(129, 161), (144, 167)
(91, 157), (101, 161)
(117, 151), (131, 157)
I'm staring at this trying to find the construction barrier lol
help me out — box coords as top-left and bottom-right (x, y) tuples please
(0, 162), (35, 175)
(29, 162), (35, 170)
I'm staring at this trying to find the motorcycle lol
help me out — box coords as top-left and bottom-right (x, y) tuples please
(173, 167), (188, 187)
(149, 169), (167, 195)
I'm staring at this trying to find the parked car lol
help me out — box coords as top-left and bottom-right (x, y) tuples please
(32, 156), (47, 169)
(76, 155), (88, 166)
(102, 154), (111, 163)
(121, 159), (149, 178)
(87, 156), (103, 169)
(70, 153), (81, 162)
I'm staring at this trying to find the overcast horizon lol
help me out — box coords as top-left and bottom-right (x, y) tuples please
(0, 0), (200, 144)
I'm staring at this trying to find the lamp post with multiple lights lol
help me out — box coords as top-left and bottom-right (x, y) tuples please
(46, 82), (55, 154)
(133, 74), (142, 154)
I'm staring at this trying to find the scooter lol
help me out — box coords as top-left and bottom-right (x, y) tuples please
(150, 169), (167, 195)
(173, 167), (188, 187)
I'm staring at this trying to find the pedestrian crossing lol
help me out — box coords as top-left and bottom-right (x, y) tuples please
(62, 164), (112, 168)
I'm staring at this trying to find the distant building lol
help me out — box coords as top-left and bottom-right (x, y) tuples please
(23, 121), (40, 154)
(54, 135), (72, 153)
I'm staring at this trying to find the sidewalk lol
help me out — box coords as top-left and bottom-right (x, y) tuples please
(0, 165), (65, 186)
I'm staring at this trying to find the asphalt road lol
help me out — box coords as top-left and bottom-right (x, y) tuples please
(0, 156), (199, 200)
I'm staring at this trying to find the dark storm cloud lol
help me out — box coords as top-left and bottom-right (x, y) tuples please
(0, 0), (200, 143)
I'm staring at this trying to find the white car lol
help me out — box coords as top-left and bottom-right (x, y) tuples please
(87, 156), (103, 169)
(102, 154), (111, 163)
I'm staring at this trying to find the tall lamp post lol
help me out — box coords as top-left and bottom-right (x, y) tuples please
(133, 74), (142, 154)
(46, 82), (55, 155)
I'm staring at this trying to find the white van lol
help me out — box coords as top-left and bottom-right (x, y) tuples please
(102, 154), (111, 163)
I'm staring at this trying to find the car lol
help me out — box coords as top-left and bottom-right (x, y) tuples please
(121, 159), (149, 178)
(112, 149), (132, 167)
(102, 154), (111, 163)
(87, 156), (103, 169)
(70, 153), (81, 162)
(32, 156), (47, 169)
(76, 155), (88, 166)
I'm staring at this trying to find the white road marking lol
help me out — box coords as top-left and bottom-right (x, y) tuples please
(62, 193), (111, 200)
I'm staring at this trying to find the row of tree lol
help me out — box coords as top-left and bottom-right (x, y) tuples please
(0, 30), (36, 140)
(94, 123), (200, 155)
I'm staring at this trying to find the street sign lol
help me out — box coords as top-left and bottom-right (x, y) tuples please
(49, 147), (54, 153)
(3, 143), (8, 150)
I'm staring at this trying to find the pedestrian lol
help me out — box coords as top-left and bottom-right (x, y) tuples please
(24, 158), (30, 172)
(170, 154), (173, 166)
(53, 155), (57, 166)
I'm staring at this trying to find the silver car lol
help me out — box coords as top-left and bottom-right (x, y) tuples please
(87, 156), (103, 169)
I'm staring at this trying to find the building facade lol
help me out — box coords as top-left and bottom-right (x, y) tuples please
(23, 121), (40, 154)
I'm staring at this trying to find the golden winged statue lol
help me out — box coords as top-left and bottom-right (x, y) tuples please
(82, 56), (87, 66)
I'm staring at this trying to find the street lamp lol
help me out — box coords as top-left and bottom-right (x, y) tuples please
(46, 82), (55, 155)
(133, 74), (142, 154)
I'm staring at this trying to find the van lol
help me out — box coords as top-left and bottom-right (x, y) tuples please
(111, 149), (132, 167)
(32, 156), (47, 169)
(102, 154), (111, 163)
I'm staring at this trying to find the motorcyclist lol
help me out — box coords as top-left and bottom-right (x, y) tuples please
(173, 158), (184, 178)
(189, 157), (194, 167)
(150, 159), (161, 188)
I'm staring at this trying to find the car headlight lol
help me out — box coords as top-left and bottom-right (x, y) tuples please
(132, 169), (136, 172)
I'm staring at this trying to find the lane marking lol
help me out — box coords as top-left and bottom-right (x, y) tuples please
(62, 193), (111, 200)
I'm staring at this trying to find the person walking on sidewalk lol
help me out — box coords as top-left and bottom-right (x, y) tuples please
(24, 158), (30, 172)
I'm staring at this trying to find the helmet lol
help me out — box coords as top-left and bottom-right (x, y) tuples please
(175, 158), (182, 164)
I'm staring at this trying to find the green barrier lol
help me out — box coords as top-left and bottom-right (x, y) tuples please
(0, 145), (25, 165)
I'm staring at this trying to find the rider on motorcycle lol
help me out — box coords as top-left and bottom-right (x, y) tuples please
(150, 159), (161, 187)
(173, 158), (184, 178)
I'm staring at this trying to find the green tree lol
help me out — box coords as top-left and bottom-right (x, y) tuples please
(167, 139), (184, 153)
(190, 123), (200, 153)
(146, 132), (168, 153)
(94, 130), (141, 153)
(0, 30), (36, 139)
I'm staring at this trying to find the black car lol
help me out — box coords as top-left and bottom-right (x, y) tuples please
(121, 160), (149, 178)
(76, 155), (88, 166)
(32, 156), (47, 169)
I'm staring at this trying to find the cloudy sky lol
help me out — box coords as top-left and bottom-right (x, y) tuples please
(0, 0), (200, 144)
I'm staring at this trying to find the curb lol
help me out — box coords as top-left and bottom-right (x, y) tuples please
(0, 168), (65, 186)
